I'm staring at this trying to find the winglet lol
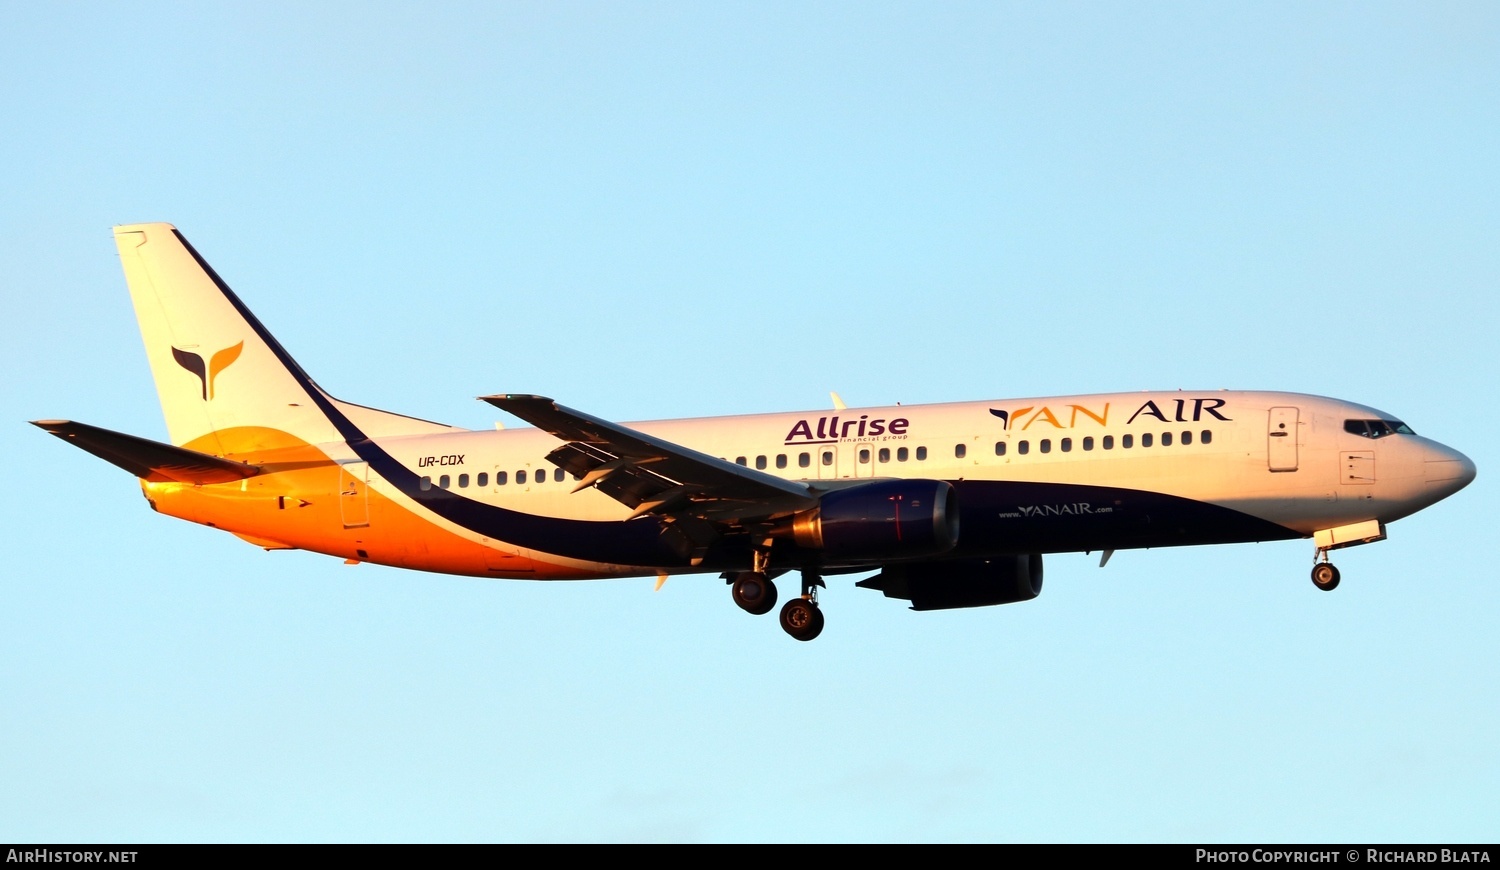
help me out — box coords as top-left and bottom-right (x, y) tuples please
(831, 391), (847, 410)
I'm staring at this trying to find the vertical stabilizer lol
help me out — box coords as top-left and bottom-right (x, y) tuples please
(114, 223), (455, 452)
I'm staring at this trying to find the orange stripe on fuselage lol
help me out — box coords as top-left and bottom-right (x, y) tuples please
(140, 427), (601, 579)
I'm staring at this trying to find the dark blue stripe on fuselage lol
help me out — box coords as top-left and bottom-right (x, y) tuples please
(948, 479), (1300, 556)
(381, 465), (685, 565)
(177, 229), (1302, 570)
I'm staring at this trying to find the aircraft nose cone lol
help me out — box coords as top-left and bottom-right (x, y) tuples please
(1424, 443), (1476, 498)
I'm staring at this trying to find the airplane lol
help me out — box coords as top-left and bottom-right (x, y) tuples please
(34, 223), (1477, 641)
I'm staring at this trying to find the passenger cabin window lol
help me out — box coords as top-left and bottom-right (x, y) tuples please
(1061, 437), (1072, 452)
(879, 447), (891, 462)
(821, 450), (833, 467)
(477, 472), (488, 487)
(420, 476), (432, 491)
(1161, 432), (1172, 447)
(1181, 431), (1192, 446)
(915, 446), (928, 461)
(1142, 433), (1153, 448)
(1040, 439), (1051, 454)
(1201, 430), (1212, 445)
(1122, 434), (1134, 449)
(1083, 437), (1094, 451)
(555, 468), (565, 482)
(799, 452), (811, 468)
(517, 470), (527, 484)
(995, 442), (1006, 456)
(439, 474), (451, 489)
(897, 447), (909, 462)
(1345, 419), (1414, 439)
(859, 448), (871, 464)
(496, 471), (507, 485)
(1018, 441), (1030, 455)
(755, 456), (767, 470)
(1103, 435), (1114, 450)
(735, 456), (747, 466)
(954, 444), (966, 459)
(458, 473), (470, 488)
(776, 454), (788, 469)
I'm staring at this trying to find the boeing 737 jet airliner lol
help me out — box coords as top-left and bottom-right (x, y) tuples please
(34, 224), (1477, 640)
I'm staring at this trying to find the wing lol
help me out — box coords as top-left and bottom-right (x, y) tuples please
(32, 419), (261, 485)
(480, 395), (818, 526)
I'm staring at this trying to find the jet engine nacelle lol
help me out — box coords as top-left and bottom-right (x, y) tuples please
(857, 554), (1044, 611)
(781, 479), (959, 562)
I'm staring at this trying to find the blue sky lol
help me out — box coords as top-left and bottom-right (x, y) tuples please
(2, 2), (1496, 842)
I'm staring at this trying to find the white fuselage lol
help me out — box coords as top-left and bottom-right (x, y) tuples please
(334, 390), (1471, 577)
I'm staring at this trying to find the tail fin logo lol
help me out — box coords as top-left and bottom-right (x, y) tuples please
(171, 341), (244, 400)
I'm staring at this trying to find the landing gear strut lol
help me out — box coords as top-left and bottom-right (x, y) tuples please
(1311, 551), (1341, 591)
(779, 571), (826, 642)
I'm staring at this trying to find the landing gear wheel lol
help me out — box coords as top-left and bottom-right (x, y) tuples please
(731, 572), (778, 615)
(1311, 562), (1341, 591)
(779, 597), (825, 642)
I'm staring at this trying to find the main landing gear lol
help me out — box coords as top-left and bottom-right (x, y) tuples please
(730, 571), (777, 615)
(779, 572), (825, 642)
(725, 551), (827, 641)
(1311, 550), (1341, 591)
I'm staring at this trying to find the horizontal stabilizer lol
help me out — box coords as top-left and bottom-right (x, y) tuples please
(32, 419), (260, 485)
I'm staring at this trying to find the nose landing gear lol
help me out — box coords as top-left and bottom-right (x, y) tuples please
(1307, 521), (1387, 591)
(1311, 552), (1341, 591)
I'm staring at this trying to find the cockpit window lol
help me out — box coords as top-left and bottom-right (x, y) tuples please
(1345, 419), (1416, 439)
